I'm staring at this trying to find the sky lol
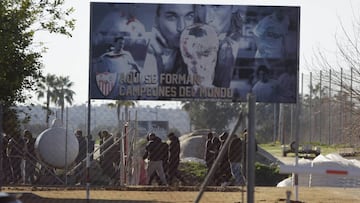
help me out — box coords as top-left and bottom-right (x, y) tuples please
(33, 0), (360, 108)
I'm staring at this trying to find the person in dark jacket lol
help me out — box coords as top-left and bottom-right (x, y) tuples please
(148, 136), (169, 185)
(24, 130), (37, 184)
(204, 132), (216, 171)
(205, 132), (221, 185)
(75, 129), (87, 184)
(7, 133), (25, 184)
(214, 132), (232, 186)
(228, 134), (245, 186)
(1, 133), (12, 184)
(143, 133), (167, 185)
(167, 132), (187, 185)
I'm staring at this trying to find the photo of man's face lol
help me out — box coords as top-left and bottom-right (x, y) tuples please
(180, 24), (219, 87)
(114, 37), (126, 52)
(156, 4), (195, 48)
(196, 5), (233, 34)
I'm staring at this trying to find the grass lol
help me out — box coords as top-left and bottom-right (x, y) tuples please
(259, 142), (353, 157)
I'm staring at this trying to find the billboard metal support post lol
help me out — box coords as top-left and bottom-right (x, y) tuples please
(0, 102), (3, 189)
(247, 93), (256, 203)
(86, 99), (91, 201)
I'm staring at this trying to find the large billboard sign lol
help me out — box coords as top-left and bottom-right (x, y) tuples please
(89, 3), (300, 103)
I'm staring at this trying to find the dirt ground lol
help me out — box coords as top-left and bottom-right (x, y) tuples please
(3, 186), (360, 203)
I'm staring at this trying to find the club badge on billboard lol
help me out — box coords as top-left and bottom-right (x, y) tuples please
(89, 3), (300, 103)
(96, 72), (117, 97)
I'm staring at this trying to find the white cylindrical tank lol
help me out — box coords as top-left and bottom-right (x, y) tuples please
(35, 119), (79, 169)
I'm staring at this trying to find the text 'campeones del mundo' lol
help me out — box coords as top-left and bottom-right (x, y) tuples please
(118, 72), (233, 98)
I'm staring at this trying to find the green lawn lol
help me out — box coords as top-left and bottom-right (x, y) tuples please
(259, 142), (358, 157)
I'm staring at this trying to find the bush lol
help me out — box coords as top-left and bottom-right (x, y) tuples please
(178, 161), (287, 186)
(255, 162), (288, 186)
(179, 162), (207, 185)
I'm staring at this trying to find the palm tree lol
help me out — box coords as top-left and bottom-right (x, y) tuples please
(107, 100), (136, 125)
(35, 74), (57, 127)
(53, 76), (75, 122)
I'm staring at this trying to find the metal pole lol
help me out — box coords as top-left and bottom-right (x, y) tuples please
(328, 69), (331, 145)
(319, 70), (322, 143)
(293, 71), (302, 202)
(340, 68), (343, 143)
(273, 104), (279, 143)
(0, 102), (3, 190)
(309, 72), (312, 143)
(65, 106), (68, 186)
(350, 67), (353, 145)
(86, 100), (91, 201)
(279, 104), (284, 145)
(300, 73), (303, 143)
(247, 93), (256, 203)
(123, 122), (128, 185)
(290, 104), (294, 142)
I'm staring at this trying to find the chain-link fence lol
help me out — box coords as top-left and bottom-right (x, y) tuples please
(1, 68), (360, 189)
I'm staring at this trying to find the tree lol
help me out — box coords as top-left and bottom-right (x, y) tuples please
(304, 4), (360, 145)
(0, 0), (75, 106)
(36, 74), (58, 127)
(53, 76), (75, 122)
(181, 101), (241, 132)
(0, 0), (75, 182)
(107, 100), (136, 124)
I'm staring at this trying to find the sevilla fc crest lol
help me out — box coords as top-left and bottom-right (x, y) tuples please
(96, 72), (117, 96)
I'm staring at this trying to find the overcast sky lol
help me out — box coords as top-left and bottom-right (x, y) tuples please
(33, 0), (360, 107)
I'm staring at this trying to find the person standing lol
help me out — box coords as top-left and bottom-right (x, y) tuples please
(100, 130), (116, 181)
(142, 133), (167, 186)
(228, 133), (245, 186)
(7, 133), (25, 184)
(167, 132), (186, 185)
(148, 136), (168, 185)
(74, 129), (87, 185)
(24, 130), (36, 184)
(204, 132), (217, 172)
(215, 132), (232, 186)
(1, 133), (12, 184)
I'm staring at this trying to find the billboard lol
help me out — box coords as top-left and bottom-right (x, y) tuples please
(89, 3), (300, 103)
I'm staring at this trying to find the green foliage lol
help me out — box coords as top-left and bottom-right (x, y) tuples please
(3, 106), (22, 137)
(0, 0), (75, 105)
(178, 161), (286, 186)
(255, 162), (288, 186)
(179, 162), (207, 184)
(181, 101), (241, 131)
(0, 0), (75, 138)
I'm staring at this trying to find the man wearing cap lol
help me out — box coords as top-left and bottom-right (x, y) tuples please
(143, 133), (168, 186)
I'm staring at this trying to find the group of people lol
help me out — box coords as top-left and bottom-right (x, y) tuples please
(1, 130), (37, 185)
(142, 132), (186, 186)
(205, 129), (255, 186)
